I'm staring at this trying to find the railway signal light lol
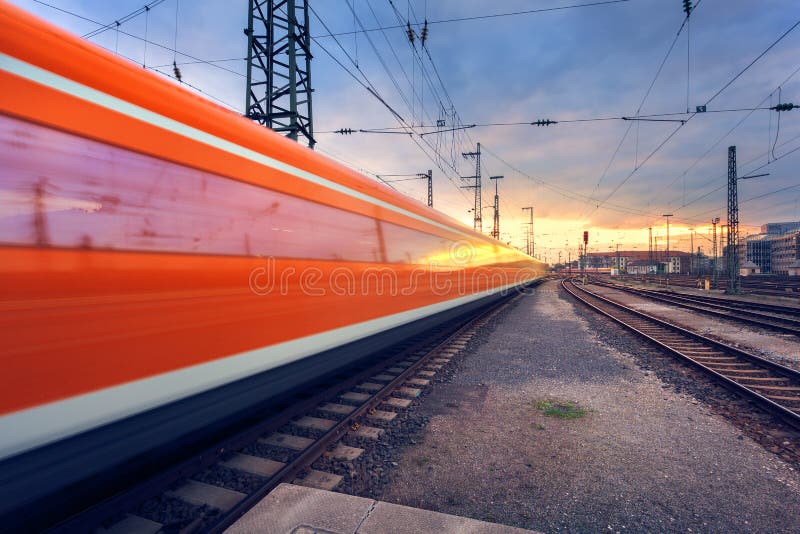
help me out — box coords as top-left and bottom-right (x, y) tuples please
(771, 103), (796, 112)
(532, 119), (557, 126)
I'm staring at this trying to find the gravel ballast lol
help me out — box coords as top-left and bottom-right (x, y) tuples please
(372, 280), (800, 532)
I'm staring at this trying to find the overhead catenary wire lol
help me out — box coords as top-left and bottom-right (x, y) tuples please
(653, 61), (800, 211)
(32, 0), (245, 79)
(82, 0), (167, 39)
(587, 10), (800, 223)
(317, 106), (777, 133)
(29, 0), (242, 111)
(579, 3), (695, 222)
(308, 3), (471, 202)
(314, 0), (631, 38)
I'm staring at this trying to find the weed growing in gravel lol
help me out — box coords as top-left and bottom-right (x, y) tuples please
(534, 400), (587, 419)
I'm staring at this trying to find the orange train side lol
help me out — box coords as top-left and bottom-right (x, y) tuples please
(0, 0), (546, 470)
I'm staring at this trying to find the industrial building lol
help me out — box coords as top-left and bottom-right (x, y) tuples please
(578, 250), (696, 275)
(734, 222), (800, 275)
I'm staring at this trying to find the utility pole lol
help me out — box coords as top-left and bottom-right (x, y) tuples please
(461, 143), (482, 232)
(378, 171), (433, 207)
(654, 235), (659, 271)
(616, 243), (621, 276)
(726, 146), (739, 293)
(663, 214), (673, 286)
(648, 227), (653, 277)
(711, 217), (719, 287)
(426, 169), (433, 208)
(581, 230), (588, 283)
(689, 229), (694, 276)
(726, 145), (769, 293)
(245, 0), (315, 148)
(522, 207), (534, 256)
(489, 175), (503, 239)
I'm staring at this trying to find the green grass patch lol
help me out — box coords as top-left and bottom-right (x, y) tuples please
(534, 400), (587, 419)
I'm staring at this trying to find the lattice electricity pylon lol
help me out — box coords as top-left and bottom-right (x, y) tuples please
(489, 175), (503, 239)
(726, 146), (739, 293)
(425, 169), (433, 208)
(245, 0), (315, 148)
(461, 143), (482, 232)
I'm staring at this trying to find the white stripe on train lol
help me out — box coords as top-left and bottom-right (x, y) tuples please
(0, 52), (499, 247)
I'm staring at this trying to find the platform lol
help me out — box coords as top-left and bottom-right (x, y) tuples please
(225, 483), (538, 534)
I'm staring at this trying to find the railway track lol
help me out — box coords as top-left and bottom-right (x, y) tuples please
(590, 279), (800, 336)
(563, 279), (800, 431)
(44, 294), (519, 533)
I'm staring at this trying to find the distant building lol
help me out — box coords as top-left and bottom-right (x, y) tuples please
(586, 250), (694, 275)
(626, 259), (656, 275)
(740, 260), (760, 276)
(761, 221), (800, 235)
(772, 232), (800, 275)
(734, 229), (800, 275)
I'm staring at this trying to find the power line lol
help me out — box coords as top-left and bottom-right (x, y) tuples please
(317, 106), (775, 133)
(653, 62), (800, 208)
(83, 0), (167, 39)
(579, 5), (693, 221)
(308, 3), (472, 202)
(704, 18), (800, 107)
(677, 137), (800, 222)
(314, 0), (632, 38)
(32, 0), (245, 78)
(587, 10), (800, 222)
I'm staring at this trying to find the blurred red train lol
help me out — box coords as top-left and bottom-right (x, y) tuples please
(0, 1), (546, 519)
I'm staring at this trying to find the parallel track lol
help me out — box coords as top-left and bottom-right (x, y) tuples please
(563, 279), (800, 430)
(590, 279), (800, 336)
(48, 292), (520, 533)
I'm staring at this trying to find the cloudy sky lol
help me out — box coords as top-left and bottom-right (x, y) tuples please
(10, 0), (800, 263)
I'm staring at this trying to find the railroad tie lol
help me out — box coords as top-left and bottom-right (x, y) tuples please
(294, 470), (343, 491)
(382, 396), (412, 408)
(167, 480), (245, 512)
(221, 453), (284, 477)
(260, 432), (314, 451)
(371, 373), (397, 382)
(97, 514), (162, 534)
(318, 402), (355, 416)
(366, 409), (397, 422)
(324, 444), (364, 461)
(291, 416), (337, 432)
(356, 382), (384, 392)
(406, 377), (430, 386)
(350, 425), (384, 440)
(341, 391), (371, 403)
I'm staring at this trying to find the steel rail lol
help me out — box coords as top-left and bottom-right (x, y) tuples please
(563, 279), (800, 431)
(591, 279), (800, 335)
(207, 291), (516, 533)
(50, 286), (530, 533)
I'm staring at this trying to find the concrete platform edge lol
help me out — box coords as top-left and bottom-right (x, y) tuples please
(225, 483), (539, 534)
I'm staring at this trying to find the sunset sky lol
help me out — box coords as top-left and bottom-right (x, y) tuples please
(11, 0), (800, 264)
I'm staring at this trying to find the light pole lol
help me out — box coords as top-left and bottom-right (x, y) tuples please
(521, 207), (534, 257)
(663, 214), (673, 286)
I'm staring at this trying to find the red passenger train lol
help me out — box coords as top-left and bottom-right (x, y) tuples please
(0, 1), (546, 518)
